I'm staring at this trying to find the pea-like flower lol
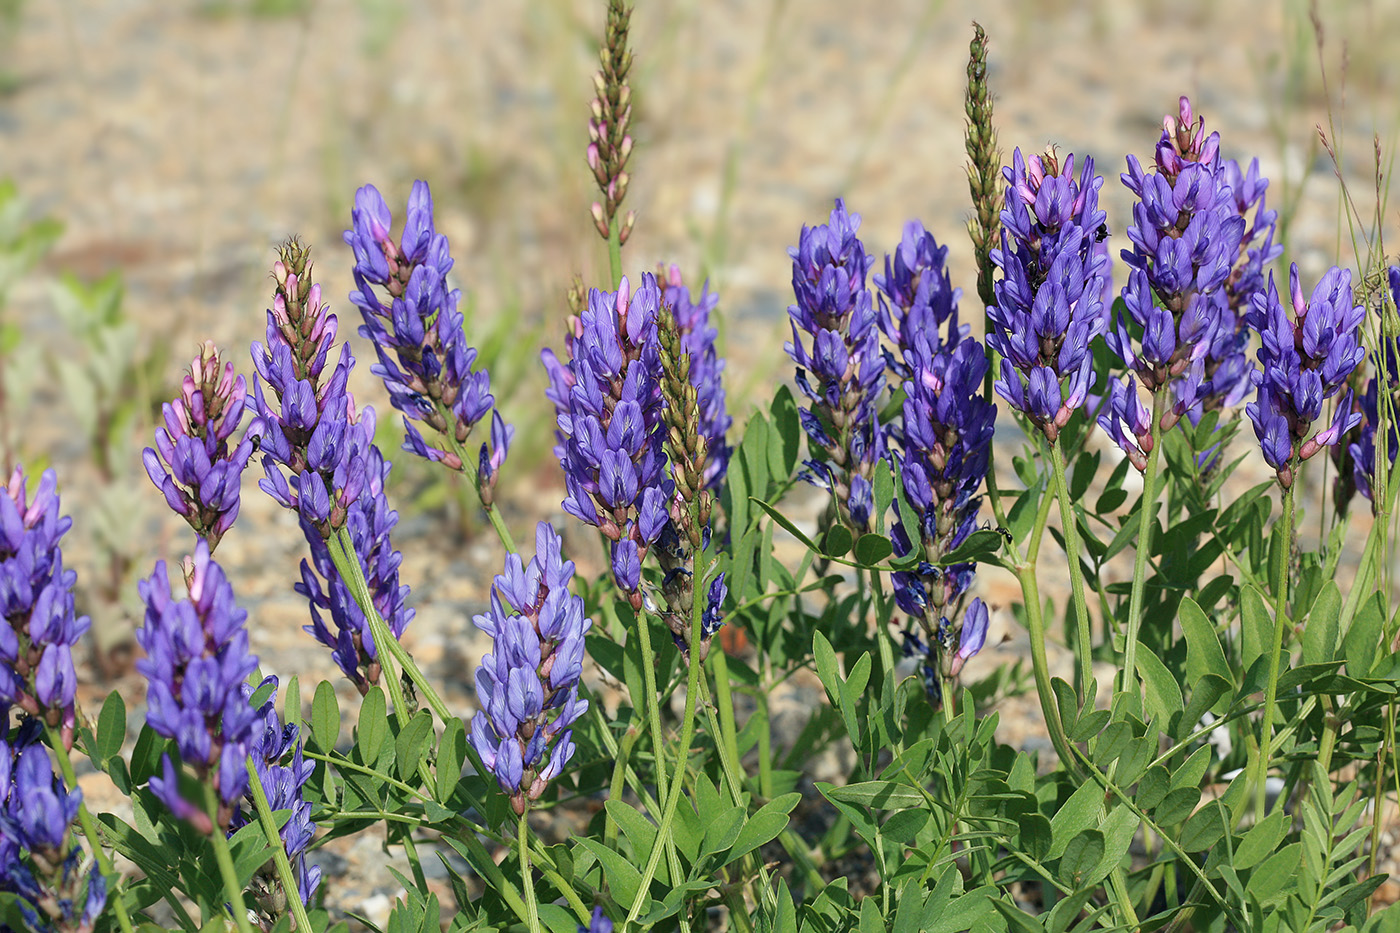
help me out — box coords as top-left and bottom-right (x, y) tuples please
(136, 539), (258, 832)
(144, 341), (256, 551)
(1246, 263), (1366, 488)
(987, 149), (1110, 442)
(0, 467), (89, 742)
(468, 523), (591, 815)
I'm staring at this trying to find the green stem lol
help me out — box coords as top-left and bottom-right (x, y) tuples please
(608, 226), (624, 289)
(204, 785), (256, 933)
(1016, 565), (1076, 770)
(245, 757), (314, 931)
(47, 729), (138, 933)
(628, 598), (672, 832)
(603, 723), (642, 846)
(867, 565), (903, 758)
(329, 529), (453, 726)
(432, 407), (517, 554)
(1123, 391), (1166, 701)
(624, 544), (710, 930)
(707, 648), (744, 798)
(1257, 476), (1297, 817)
(518, 812), (543, 933)
(1047, 438), (1094, 700)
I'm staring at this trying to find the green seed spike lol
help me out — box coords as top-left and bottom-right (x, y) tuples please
(963, 21), (1001, 315)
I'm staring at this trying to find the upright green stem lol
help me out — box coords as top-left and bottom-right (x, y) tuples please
(245, 757), (314, 932)
(48, 728), (137, 933)
(608, 227), (624, 289)
(707, 648), (744, 796)
(518, 812), (543, 933)
(624, 536), (711, 930)
(867, 566), (903, 758)
(1016, 565), (1076, 769)
(1257, 477), (1296, 816)
(431, 407), (518, 555)
(205, 785), (256, 933)
(1122, 391), (1166, 700)
(1047, 439), (1094, 699)
(629, 599), (672, 827)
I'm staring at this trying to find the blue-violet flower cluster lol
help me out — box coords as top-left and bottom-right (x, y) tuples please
(987, 149), (1110, 443)
(468, 523), (591, 815)
(136, 539), (259, 832)
(1247, 263), (1366, 488)
(0, 722), (106, 933)
(144, 341), (256, 551)
(249, 242), (414, 693)
(345, 182), (512, 501)
(786, 199), (886, 530)
(0, 467), (88, 740)
(545, 275), (672, 606)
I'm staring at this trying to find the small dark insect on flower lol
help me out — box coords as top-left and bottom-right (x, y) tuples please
(995, 525), (1014, 545)
(1094, 223), (1110, 243)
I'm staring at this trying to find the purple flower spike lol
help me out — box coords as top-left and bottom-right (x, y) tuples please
(231, 677), (321, 910)
(345, 182), (511, 495)
(145, 341), (257, 551)
(545, 274), (672, 606)
(1246, 263), (1366, 487)
(0, 467), (89, 743)
(468, 523), (591, 815)
(659, 264), (733, 490)
(136, 539), (258, 832)
(987, 149), (1110, 443)
(786, 199), (887, 531)
(251, 242), (413, 692)
(1103, 96), (1277, 467)
(0, 726), (107, 933)
(875, 221), (965, 385)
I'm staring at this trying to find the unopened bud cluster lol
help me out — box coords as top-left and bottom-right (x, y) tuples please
(587, 0), (636, 244)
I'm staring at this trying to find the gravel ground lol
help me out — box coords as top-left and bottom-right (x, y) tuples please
(4, 0), (1400, 925)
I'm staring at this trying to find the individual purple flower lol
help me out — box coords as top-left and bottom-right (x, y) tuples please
(468, 523), (591, 815)
(987, 148), (1110, 443)
(1246, 263), (1366, 488)
(0, 726), (107, 933)
(250, 242), (413, 692)
(230, 677), (321, 911)
(344, 182), (511, 501)
(1104, 97), (1250, 446)
(785, 199), (886, 531)
(0, 467), (89, 744)
(579, 906), (614, 933)
(136, 539), (259, 832)
(659, 264), (732, 491)
(546, 275), (672, 606)
(144, 342), (257, 551)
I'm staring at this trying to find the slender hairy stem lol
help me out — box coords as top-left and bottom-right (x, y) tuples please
(432, 409), (518, 555)
(518, 812), (543, 933)
(204, 784), (256, 933)
(1257, 476), (1296, 817)
(245, 756), (314, 932)
(1123, 391), (1165, 701)
(48, 728), (137, 933)
(603, 724), (642, 846)
(1047, 438), (1094, 700)
(867, 565), (904, 758)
